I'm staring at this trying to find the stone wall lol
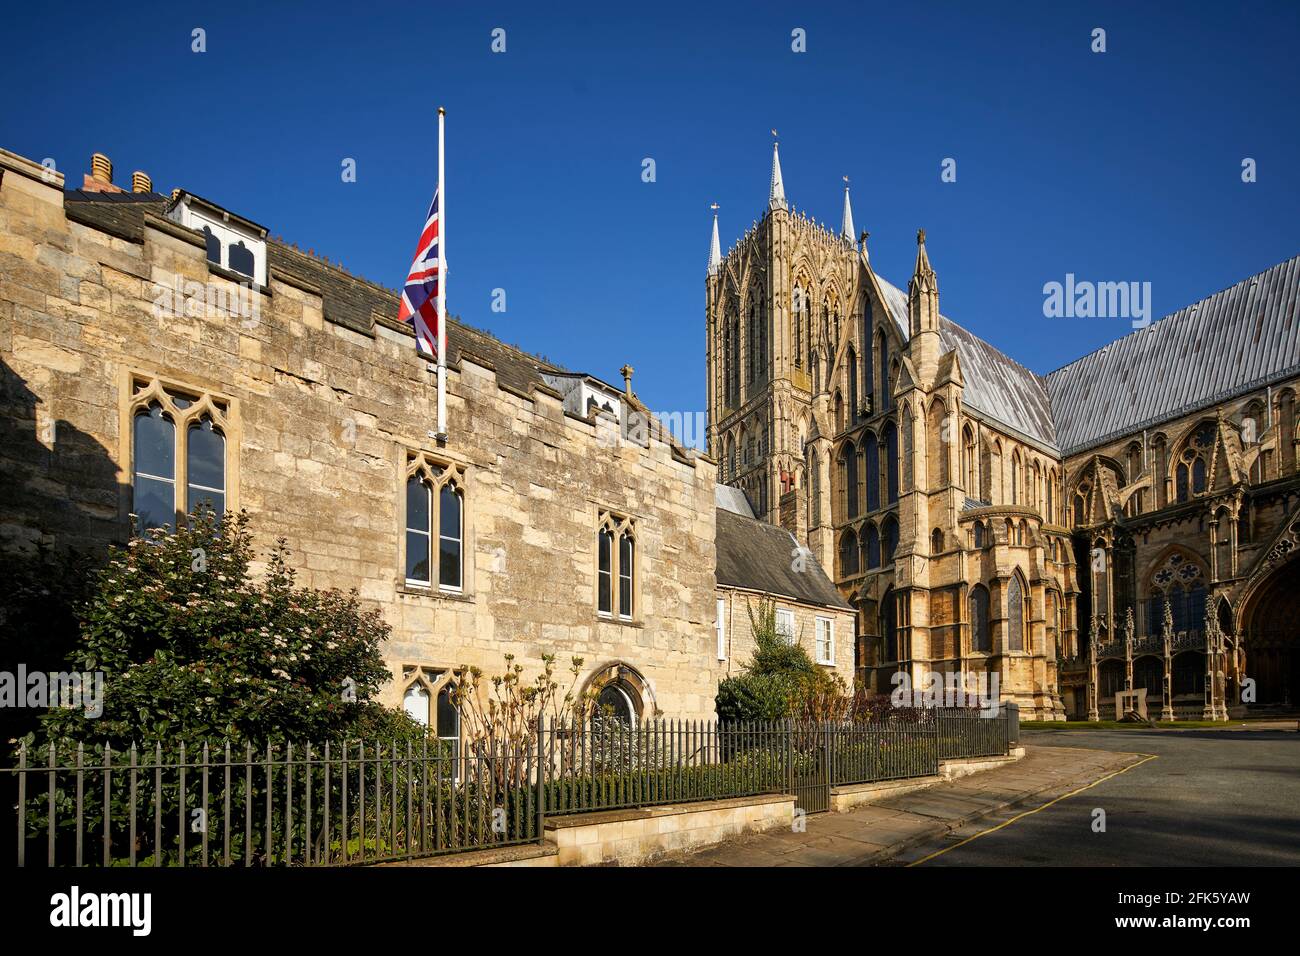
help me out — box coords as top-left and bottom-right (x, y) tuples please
(0, 147), (721, 720)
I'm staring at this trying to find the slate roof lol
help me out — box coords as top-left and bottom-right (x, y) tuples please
(1043, 255), (1300, 456)
(715, 508), (852, 610)
(875, 276), (1059, 451)
(63, 190), (566, 398)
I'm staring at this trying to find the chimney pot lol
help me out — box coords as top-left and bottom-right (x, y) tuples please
(91, 152), (113, 185)
(132, 170), (152, 193)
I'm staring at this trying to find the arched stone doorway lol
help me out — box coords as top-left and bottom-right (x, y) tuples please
(1240, 556), (1300, 709)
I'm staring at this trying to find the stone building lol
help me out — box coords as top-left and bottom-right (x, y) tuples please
(713, 486), (856, 685)
(705, 143), (1300, 720)
(0, 146), (743, 725)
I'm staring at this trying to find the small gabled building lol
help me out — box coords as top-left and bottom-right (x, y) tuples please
(713, 487), (855, 685)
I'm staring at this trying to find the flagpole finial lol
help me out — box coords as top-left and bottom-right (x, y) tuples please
(438, 106), (446, 115)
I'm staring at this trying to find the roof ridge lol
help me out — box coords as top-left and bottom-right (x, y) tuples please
(267, 238), (563, 372)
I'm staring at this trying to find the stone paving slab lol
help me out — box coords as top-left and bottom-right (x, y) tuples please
(652, 745), (1144, 867)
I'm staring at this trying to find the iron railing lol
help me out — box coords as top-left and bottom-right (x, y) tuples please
(10, 709), (1014, 867)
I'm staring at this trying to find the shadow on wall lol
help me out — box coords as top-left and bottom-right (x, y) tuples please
(0, 355), (127, 736)
(0, 356), (130, 862)
(0, 355), (126, 552)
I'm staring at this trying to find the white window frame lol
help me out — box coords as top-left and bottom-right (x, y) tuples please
(716, 598), (727, 660)
(815, 616), (835, 665)
(775, 608), (796, 645)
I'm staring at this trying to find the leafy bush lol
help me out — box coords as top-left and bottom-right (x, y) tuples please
(716, 599), (846, 721)
(24, 510), (423, 753)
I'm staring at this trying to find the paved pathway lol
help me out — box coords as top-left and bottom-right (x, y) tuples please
(656, 744), (1142, 866)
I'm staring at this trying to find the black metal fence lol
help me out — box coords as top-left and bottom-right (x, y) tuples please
(10, 708), (1013, 867)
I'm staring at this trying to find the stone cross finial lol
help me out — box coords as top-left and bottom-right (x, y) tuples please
(619, 364), (634, 396)
(917, 228), (926, 245)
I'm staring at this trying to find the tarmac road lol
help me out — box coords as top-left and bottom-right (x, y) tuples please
(892, 727), (1300, 866)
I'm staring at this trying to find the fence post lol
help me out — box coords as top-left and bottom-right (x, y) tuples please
(535, 714), (545, 846)
(1005, 702), (1020, 750)
(824, 722), (833, 792)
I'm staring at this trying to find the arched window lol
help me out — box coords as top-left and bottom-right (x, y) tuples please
(840, 529), (860, 577)
(834, 391), (845, 432)
(881, 587), (898, 661)
(931, 528), (944, 554)
(963, 425), (977, 494)
(598, 527), (613, 614)
(618, 531), (635, 619)
(847, 346), (858, 424)
(1007, 574), (1026, 652)
(597, 512), (637, 618)
(990, 441), (1003, 503)
(840, 441), (857, 519)
(883, 516), (899, 565)
(865, 523), (881, 569)
(1010, 451), (1021, 504)
(1019, 519), (1029, 546)
(973, 520), (986, 549)
(133, 402), (175, 532)
(865, 437), (880, 511)
(969, 585), (991, 652)
(436, 683), (460, 743)
(186, 416), (226, 517)
(792, 286), (805, 368)
(439, 482), (463, 589)
(1046, 469), (1056, 522)
(403, 682), (430, 725)
(596, 682), (637, 724)
(863, 310), (875, 410)
(884, 422), (899, 503)
(877, 330), (890, 412)
(809, 447), (821, 528)
(1176, 461), (1190, 502)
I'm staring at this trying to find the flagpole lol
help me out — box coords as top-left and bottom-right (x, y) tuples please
(436, 106), (447, 440)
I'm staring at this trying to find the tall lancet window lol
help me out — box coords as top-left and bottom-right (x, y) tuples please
(792, 286), (805, 368)
(847, 347), (858, 424)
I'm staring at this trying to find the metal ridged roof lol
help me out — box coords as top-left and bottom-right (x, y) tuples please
(1043, 255), (1300, 456)
(876, 276), (1059, 450)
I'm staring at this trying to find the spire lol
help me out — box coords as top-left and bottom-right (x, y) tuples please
(768, 133), (786, 211)
(840, 177), (855, 242)
(707, 203), (721, 277)
(912, 228), (936, 291)
(908, 228), (940, 343)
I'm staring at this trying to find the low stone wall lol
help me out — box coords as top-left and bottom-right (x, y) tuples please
(830, 747), (1025, 812)
(544, 793), (794, 866)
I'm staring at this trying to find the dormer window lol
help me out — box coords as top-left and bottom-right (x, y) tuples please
(169, 193), (268, 285)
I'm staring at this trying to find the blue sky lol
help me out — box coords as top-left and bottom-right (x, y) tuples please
(3, 1), (1297, 427)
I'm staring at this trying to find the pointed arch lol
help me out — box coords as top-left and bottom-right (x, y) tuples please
(1006, 571), (1028, 652)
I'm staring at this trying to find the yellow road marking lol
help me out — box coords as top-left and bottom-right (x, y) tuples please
(906, 752), (1159, 867)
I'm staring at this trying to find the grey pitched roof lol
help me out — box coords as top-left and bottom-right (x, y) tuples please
(876, 276), (1059, 451)
(715, 484), (755, 518)
(63, 190), (568, 397)
(715, 508), (852, 610)
(1043, 255), (1300, 456)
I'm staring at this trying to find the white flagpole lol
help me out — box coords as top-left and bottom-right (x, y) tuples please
(436, 106), (447, 439)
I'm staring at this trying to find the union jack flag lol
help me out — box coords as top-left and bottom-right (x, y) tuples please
(397, 188), (440, 357)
